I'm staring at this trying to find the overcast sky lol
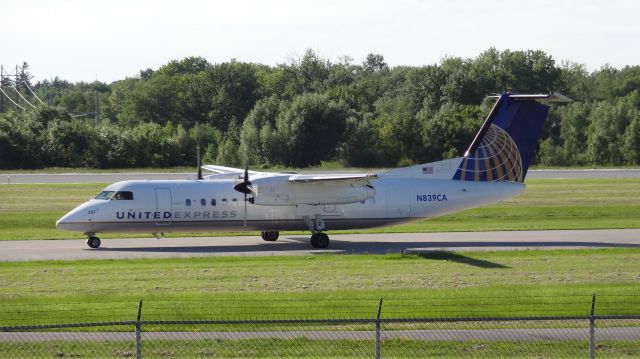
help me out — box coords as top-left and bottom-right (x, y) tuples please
(3, 0), (639, 83)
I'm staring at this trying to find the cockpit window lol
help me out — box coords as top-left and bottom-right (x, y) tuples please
(95, 191), (115, 200)
(112, 191), (134, 200)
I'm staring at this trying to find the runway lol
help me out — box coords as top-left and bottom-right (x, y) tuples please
(2, 169), (640, 184)
(1, 229), (638, 262)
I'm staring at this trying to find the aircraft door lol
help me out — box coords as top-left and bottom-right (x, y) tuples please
(155, 188), (172, 225)
(386, 190), (411, 218)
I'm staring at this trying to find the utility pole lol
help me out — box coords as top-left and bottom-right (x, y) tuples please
(0, 65), (4, 113)
(94, 90), (100, 125)
(48, 75), (53, 106)
(15, 65), (20, 106)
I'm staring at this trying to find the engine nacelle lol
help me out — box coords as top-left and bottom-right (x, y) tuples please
(250, 175), (375, 206)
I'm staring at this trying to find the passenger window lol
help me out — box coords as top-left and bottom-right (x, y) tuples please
(113, 191), (134, 200)
(186, 199), (191, 206)
(221, 198), (228, 206)
(201, 199), (206, 206)
(231, 198), (238, 206)
(211, 199), (216, 206)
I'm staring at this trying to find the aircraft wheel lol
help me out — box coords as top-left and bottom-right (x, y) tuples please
(261, 231), (279, 242)
(87, 236), (101, 249)
(310, 233), (329, 249)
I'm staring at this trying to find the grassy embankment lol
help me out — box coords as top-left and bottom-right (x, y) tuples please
(0, 249), (639, 325)
(0, 178), (639, 240)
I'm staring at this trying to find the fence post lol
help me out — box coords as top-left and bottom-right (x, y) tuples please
(589, 294), (596, 359)
(136, 300), (143, 359)
(375, 298), (383, 359)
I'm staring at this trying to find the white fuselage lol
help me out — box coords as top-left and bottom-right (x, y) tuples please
(56, 159), (525, 234)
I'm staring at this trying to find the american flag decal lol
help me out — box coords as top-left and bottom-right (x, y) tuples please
(422, 167), (433, 174)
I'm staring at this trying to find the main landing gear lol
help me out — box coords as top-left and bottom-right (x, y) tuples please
(261, 231), (280, 242)
(310, 232), (330, 248)
(86, 233), (101, 249)
(304, 214), (330, 249)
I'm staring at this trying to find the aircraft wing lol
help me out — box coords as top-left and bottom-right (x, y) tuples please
(288, 173), (378, 184)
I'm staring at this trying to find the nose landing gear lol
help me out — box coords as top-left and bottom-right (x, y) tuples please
(85, 233), (101, 249)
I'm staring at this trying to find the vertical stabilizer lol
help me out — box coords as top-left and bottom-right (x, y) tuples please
(453, 93), (569, 183)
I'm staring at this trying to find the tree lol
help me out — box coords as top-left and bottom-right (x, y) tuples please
(104, 77), (142, 126)
(206, 62), (261, 131)
(499, 50), (561, 93)
(363, 54), (388, 73)
(216, 118), (242, 166)
(373, 95), (420, 165)
(157, 57), (211, 76)
(3, 49), (640, 169)
(587, 102), (623, 165)
(0, 112), (45, 168)
(558, 102), (592, 165)
(296, 49), (331, 93)
(622, 115), (640, 164)
(17, 61), (33, 93)
(275, 94), (348, 167)
(239, 96), (283, 165)
(44, 119), (96, 167)
(339, 114), (386, 166)
(418, 102), (481, 162)
(130, 74), (180, 125)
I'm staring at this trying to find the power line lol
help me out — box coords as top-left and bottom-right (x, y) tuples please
(0, 86), (25, 111)
(8, 84), (36, 109)
(21, 81), (46, 106)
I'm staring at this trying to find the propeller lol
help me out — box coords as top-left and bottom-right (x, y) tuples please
(196, 145), (203, 180)
(233, 166), (252, 226)
(233, 166), (252, 194)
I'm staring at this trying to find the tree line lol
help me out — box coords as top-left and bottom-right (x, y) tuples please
(1, 48), (639, 169)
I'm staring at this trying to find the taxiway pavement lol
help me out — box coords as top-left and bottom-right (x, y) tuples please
(2, 169), (640, 184)
(0, 229), (638, 262)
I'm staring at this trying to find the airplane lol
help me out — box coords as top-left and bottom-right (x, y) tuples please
(56, 92), (571, 249)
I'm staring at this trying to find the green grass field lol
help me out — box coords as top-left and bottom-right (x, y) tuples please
(5, 338), (637, 359)
(1, 249), (638, 325)
(0, 178), (639, 240)
(1, 176), (639, 351)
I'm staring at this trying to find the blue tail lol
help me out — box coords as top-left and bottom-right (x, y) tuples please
(452, 93), (564, 183)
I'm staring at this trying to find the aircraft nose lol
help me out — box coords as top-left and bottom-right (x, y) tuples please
(56, 203), (94, 232)
(56, 210), (80, 231)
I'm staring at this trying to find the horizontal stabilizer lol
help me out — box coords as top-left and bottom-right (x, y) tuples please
(487, 92), (572, 103)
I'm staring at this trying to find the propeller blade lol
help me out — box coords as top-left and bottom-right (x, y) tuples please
(235, 163), (251, 226)
(243, 192), (247, 227)
(233, 164), (252, 194)
(196, 145), (203, 180)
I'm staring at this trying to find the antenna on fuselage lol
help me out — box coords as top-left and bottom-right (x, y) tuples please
(196, 145), (203, 180)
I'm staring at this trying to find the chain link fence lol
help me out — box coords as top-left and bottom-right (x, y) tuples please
(1, 296), (639, 358)
(2, 316), (639, 358)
